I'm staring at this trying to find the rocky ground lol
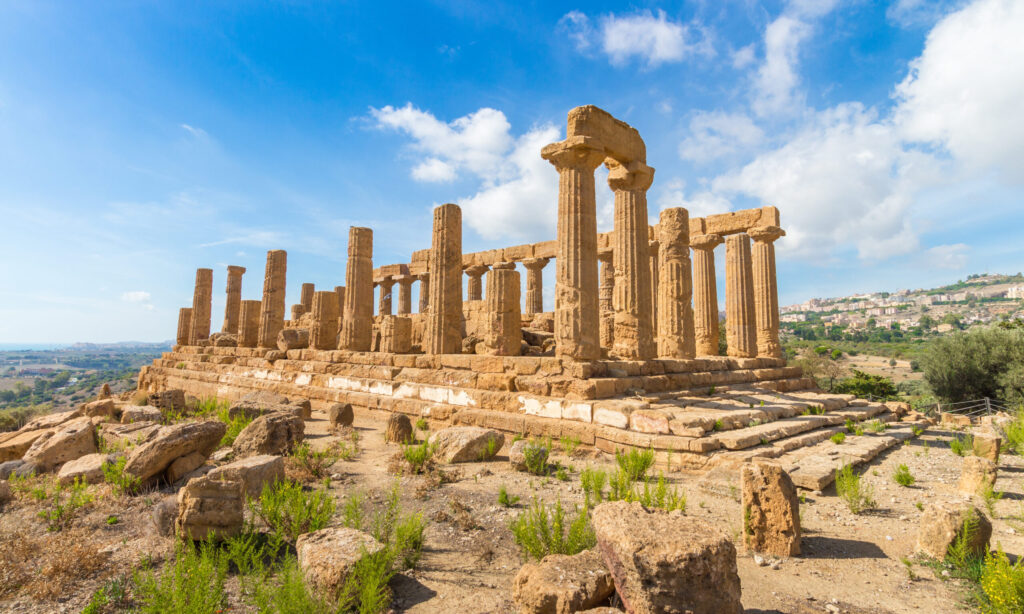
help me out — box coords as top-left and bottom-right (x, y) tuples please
(0, 401), (1018, 613)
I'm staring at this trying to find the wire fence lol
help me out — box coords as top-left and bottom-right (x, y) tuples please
(855, 393), (1012, 418)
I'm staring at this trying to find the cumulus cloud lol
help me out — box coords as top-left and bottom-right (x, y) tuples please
(752, 16), (811, 116)
(121, 291), (150, 303)
(655, 179), (733, 220)
(731, 44), (756, 69)
(887, 0), (967, 27)
(560, 10), (713, 67)
(925, 243), (970, 269)
(679, 111), (764, 162)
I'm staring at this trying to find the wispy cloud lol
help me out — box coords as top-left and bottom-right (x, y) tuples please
(180, 123), (209, 138)
(559, 9), (714, 68)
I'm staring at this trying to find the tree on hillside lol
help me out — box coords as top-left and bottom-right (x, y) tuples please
(921, 326), (1024, 404)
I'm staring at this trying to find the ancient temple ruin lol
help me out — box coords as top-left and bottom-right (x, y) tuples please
(141, 105), (854, 469)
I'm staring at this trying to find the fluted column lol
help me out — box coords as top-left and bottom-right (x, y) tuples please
(521, 258), (549, 315)
(725, 233), (757, 358)
(598, 253), (614, 349)
(238, 300), (260, 348)
(541, 139), (606, 361)
(395, 275), (414, 315)
(465, 264), (489, 301)
(481, 262), (521, 355)
(334, 286), (346, 320)
(221, 266), (246, 335)
(377, 276), (394, 316)
(189, 268), (213, 345)
(691, 234), (723, 356)
(749, 226), (786, 358)
(309, 290), (340, 350)
(426, 204), (463, 354)
(257, 251), (287, 348)
(608, 161), (655, 360)
(300, 283), (315, 313)
(656, 208), (695, 358)
(339, 228), (373, 351)
(176, 307), (192, 346)
(649, 240), (659, 337)
(416, 272), (430, 313)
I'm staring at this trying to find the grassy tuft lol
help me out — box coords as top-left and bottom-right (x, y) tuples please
(509, 498), (596, 561)
(615, 448), (655, 482)
(835, 464), (876, 514)
(248, 480), (336, 547)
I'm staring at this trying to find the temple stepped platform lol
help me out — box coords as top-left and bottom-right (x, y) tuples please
(141, 345), (923, 470)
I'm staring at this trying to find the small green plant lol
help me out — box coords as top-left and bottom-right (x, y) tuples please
(830, 432), (846, 444)
(510, 498), (596, 560)
(980, 483), (1005, 518)
(38, 477), (93, 531)
(866, 419), (887, 433)
(555, 466), (569, 481)
(560, 435), (581, 455)
(342, 490), (365, 530)
(401, 440), (435, 474)
(845, 418), (856, 432)
(707, 385), (716, 396)
(248, 480), (336, 546)
(479, 436), (500, 461)
(947, 508), (985, 583)
(950, 433), (974, 457)
(616, 448), (655, 482)
(215, 406), (253, 448)
(915, 501), (924, 511)
(912, 425), (924, 437)
(580, 466), (607, 507)
(901, 556), (917, 581)
(834, 464), (876, 514)
(608, 468), (634, 501)
(978, 545), (1024, 614)
(102, 455), (142, 495)
(134, 540), (227, 614)
(415, 417), (428, 432)
(1003, 409), (1024, 456)
(290, 441), (341, 480)
(893, 464), (915, 487)
(194, 396), (229, 417)
(712, 419), (724, 432)
(802, 406), (825, 416)
(523, 440), (550, 476)
(498, 485), (520, 507)
(106, 514), (119, 525)
(82, 575), (129, 614)
(626, 473), (686, 512)
(854, 425), (865, 436)
(759, 437), (769, 446)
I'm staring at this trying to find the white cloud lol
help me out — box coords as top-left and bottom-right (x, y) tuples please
(180, 123), (208, 138)
(656, 179), (734, 220)
(887, 0), (967, 27)
(925, 243), (970, 269)
(679, 111), (764, 162)
(559, 11), (593, 52)
(121, 291), (151, 303)
(752, 16), (810, 116)
(411, 157), (457, 182)
(894, 0), (1024, 182)
(560, 10), (713, 67)
(731, 44), (756, 69)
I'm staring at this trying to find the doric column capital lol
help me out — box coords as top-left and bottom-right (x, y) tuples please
(521, 257), (550, 270)
(748, 225), (786, 243)
(606, 160), (655, 193)
(541, 136), (606, 171)
(227, 265), (246, 275)
(597, 251), (613, 264)
(415, 272), (429, 282)
(376, 275), (394, 288)
(465, 264), (490, 278)
(492, 261), (515, 271)
(394, 274), (415, 286)
(691, 233), (724, 251)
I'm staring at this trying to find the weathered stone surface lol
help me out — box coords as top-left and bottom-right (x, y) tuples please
(189, 268), (214, 345)
(167, 451), (208, 484)
(177, 307), (193, 346)
(232, 412), (304, 458)
(917, 502), (992, 560)
(208, 454), (285, 498)
(425, 204), (463, 354)
(429, 426), (504, 463)
(608, 161), (655, 361)
(749, 226), (784, 358)
(296, 527), (385, 595)
(149, 389), (186, 412)
(212, 333), (238, 347)
(0, 480), (10, 506)
(741, 459), (801, 556)
(309, 290), (340, 351)
(328, 403), (354, 431)
(591, 500), (742, 614)
(385, 413), (413, 444)
(523, 258), (549, 315)
(238, 299), (261, 348)
(0, 429), (52, 462)
(152, 495), (178, 536)
(222, 265), (246, 335)
(0, 461), (26, 480)
(340, 227), (374, 351)
(175, 475), (244, 541)
(691, 234), (723, 356)
(656, 207), (695, 359)
(277, 328), (310, 351)
(972, 431), (1001, 463)
(512, 549), (614, 614)
(22, 408), (83, 431)
(100, 421), (160, 448)
(380, 316), (413, 354)
(258, 250), (288, 349)
(121, 405), (162, 423)
(508, 438), (546, 472)
(82, 399), (117, 419)
(958, 456), (998, 495)
(57, 452), (114, 485)
(23, 416), (97, 472)
(124, 421), (226, 483)
(725, 233), (756, 359)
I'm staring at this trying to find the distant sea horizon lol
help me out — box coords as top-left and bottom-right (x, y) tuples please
(0, 343), (69, 351)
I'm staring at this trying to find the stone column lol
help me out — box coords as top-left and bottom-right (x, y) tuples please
(257, 250), (287, 348)
(656, 208), (695, 358)
(521, 258), (549, 315)
(189, 268), (213, 345)
(309, 290), (340, 350)
(334, 286), (346, 320)
(425, 204), (463, 354)
(608, 161), (655, 360)
(541, 139), (606, 361)
(725, 233), (757, 359)
(598, 253), (614, 349)
(221, 266), (246, 335)
(416, 272), (430, 313)
(749, 226), (786, 358)
(377, 276), (394, 316)
(482, 262), (521, 355)
(465, 264), (489, 301)
(395, 275), (414, 315)
(176, 307), (192, 346)
(238, 300), (260, 348)
(691, 234), (723, 356)
(300, 283), (315, 313)
(649, 240), (659, 337)
(290, 304), (305, 322)
(339, 228), (373, 351)
(380, 316), (412, 353)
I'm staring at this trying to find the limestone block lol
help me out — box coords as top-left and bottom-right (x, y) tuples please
(328, 403), (354, 431)
(972, 431), (1001, 463)
(426, 204), (463, 354)
(189, 268), (214, 345)
(340, 228), (374, 351)
(258, 250), (288, 349)
(149, 389), (186, 412)
(82, 398), (117, 419)
(207, 454), (285, 498)
(741, 459), (801, 557)
(23, 416), (97, 472)
(429, 426), (504, 463)
(167, 451), (208, 484)
(175, 475), (244, 541)
(0, 429), (52, 462)
(380, 316), (413, 354)
(57, 453), (115, 485)
(512, 549), (614, 614)
(592, 501), (742, 614)
(916, 502), (991, 560)
(232, 412), (304, 458)
(277, 328), (310, 351)
(121, 406), (162, 424)
(309, 290), (340, 351)
(296, 527), (385, 595)
(958, 456), (997, 495)
(385, 413), (413, 444)
(100, 421), (160, 448)
(124, 420), (226, 483)
(151, 495), (178, 537)
(212, 333), (238, 347)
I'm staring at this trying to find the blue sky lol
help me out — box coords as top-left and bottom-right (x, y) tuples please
(1, 0), (1022, 343)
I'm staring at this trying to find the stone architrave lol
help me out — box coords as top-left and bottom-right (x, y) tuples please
(425, 204), (463, 354)
(379, 316), (412, 354)
(749, 226), (785, 358)
(482, 262), (521, 356)
(608, 161), (655, 360)
(416, 273), (430, 313)
(465, 264), (489, 301)
(541, 139), (606, 361)
(257, 250), (287, 349)
(309, 291), (340, 350)
(222, 266), (246, 335)
(176, 307), (193, 346)
(649, 240), (659, 340)
(395, 275), (414, 315)
(339, 227), (373, 351)
(377, 276), (394, 316)
(598, 253), (614, 349)
(522, 258), (549, 315)
(691, 234), (724, 356)
(300, 283), (315, 313)
(238, 300), (261, 348)
(188, 268), (213, 345)
(334, 286), (346, 321)
(656, 208), (695, 358)
(725, 233), (757, 358)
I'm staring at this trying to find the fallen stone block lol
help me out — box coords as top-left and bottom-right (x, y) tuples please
(232, 412), (304, 458)
(296, 527), (385, 595)
(512, 548), (614, 614)
(972, 430), (1001, 463)
(385, 413), (413, 444)
(741, 459), (801, 557)
(328, 403), (354, 431)
(124, 420), (225, 483)
(175, 475), (244, 541)
(429, 426), (505, 463)
(277, 328), (309, 351)
(57, 453), (115, 485)
(208, 454), (285, 498)
(121, 406), (162, 424)
(82, 399), (118, 419)
(916, 502), (991, 560)
(23, 416), (97, 472)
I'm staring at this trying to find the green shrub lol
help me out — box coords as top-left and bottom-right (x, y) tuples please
(250, 554), (337, 614)
(834, 464), (875, 514)
(510, 498), (596, 561)
(555, 466), (569, 482)
(951, 433), (974, 457)
(401, 441), (434, 474)
(498, 485), (520, 508)
(978, 546), (1024, 614)
(134, 541), (228, 614)
(912, 425), (924, 437)
(414, 418), (429, 432)
(833, 369), (898, 399)
(844, 418), (856, 433)
(82, 575), (129, 614)
(560, 436), (581, 455)
(947, 509), (985, 583)
(830, 432), (846, 444)
(625, 474), (687, 512)
(866, 419), (887, 433)
(195, 397), (229, 417)
(922, 325), (1024, 404)
(616, 448), (654, 482)
(249, 480), (336, 546)
(102, 455), (142, 495)
(1003, 410), (1024, 456)
(980, 483), (1005, 517)
(893, 464), (915, 487)
(580, 466), (607, 507)
(290, 442), (341, 480)
(523, 440), (550, 476)
(479, 436), (500, 461)
(216, 407), (252, 448)
(38, 477), (93, 531)
(341, 491), (365, 530)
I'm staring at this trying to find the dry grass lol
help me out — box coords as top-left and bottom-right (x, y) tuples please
(0, 527), (110, 600)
